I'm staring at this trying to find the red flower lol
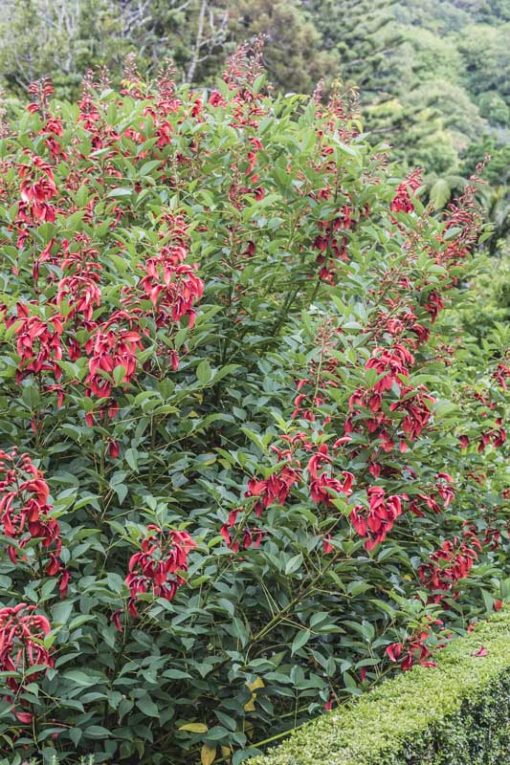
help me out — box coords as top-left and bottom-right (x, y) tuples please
(494, 363), (510, 389)
(245, 464), (300, 516)
(59, 569), (70, 598)
(56, 260), (102, 321)
(220, 509), (240, 550)
(12, 304), (63, 383)
(418, 535), (479, 602)
(125, 526), (196, 617)
(390, 169), (422, 215)
(350, 486), (404, 551)
(112, 610), (123, 632)
(310, 472), (354, 506)
(386, 642), (403, 662)
(0, 450), (63, 569)
(18, 154), (58, 225)
(139, 216), (204, 329)
(386, 621), (438, 671)
(0, 603), (53, 692)
(436, 473), (455, 508)
(85, 322), (143, 399)
(424, 290), (444, 322)
(108, 440), (120, 459)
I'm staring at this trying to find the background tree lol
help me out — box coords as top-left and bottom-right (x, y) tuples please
(300, 0), (401, 100)
(227, 0), (337, 93)
(0, 0), (123, 95)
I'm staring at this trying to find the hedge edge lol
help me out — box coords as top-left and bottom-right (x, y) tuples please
(249, 610), (510, 765)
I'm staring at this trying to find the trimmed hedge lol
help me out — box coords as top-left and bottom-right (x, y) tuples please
(249, 611), (510, 765)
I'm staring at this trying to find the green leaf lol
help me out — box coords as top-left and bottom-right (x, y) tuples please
(84, 725), (111, 739)
(136, 695), (160, 718)
(51, 600), (74, 626)
(107, 187), (133, 198)
(285, 554), (303, 575)
(291, 629), (311, 655)
(196, 360), (213, 385)
(430, 178), (451, 210)
(63, 670), (97, 687)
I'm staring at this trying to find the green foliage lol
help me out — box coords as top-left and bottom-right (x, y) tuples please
(457, 23), (510, 107)
(1, 2), (510, 763)
(226, 0), (338, 93)
(0, 58), (508, 764)
(249, 610), (510, 765)
(0, 0), (126, 96)
(0, 0), (338, 97)
(300, 0), (401, 97)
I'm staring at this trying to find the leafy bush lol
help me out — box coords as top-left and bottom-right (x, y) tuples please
(249, 609), (510, 765)
(0, 48), (509, 765)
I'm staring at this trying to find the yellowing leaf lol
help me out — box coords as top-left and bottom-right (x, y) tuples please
(201, 744), (216, 765)
(244, 676), (265, 711)
(221, 746), (233, 757)
(247, 677), (265, 692)
(178, 722), (209, 733)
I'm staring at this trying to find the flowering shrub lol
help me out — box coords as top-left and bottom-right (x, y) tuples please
(0, 48), (509, 764)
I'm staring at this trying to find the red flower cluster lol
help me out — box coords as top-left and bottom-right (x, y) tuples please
(11, 206), (203, 421)
(220, 509), (265, 552)
(350, 486), (404, 551)
(375, 307), (430, 346)
(0, 602), (53, 724)
(346, 344), (430, 453)
(409, 473), (455, 516)
(0, 603), (53, 682)
(386, 622), (439, 671)
(125, 526), (196, 617)
(390, 386), (435, 442)
(140, 233), (204, 328)
(55, 241), (102, 321)
(40, 116), (66, 161)
(365, 343), (414, 394)
(313, 205), (355, 282)
(85, 323), (143, 400)
(477, 419), (507, 452)
(246, 450), (302, 518)
(0, 451), (66, 589)
(18, 154), (58, 226)
(27, 77), (54, 115)
(307, 445), (354, 506)
(494, 363), (510, 390)
(390, 169), (422, 214)
(221, 462), (300, 551)
(12, 304), (63, 384)
(423, 290), (444, 321)
(221, 433), (357, 551)
(418, 533), (481, 602)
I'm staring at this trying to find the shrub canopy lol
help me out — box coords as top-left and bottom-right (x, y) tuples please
(0, 47), (509, 765)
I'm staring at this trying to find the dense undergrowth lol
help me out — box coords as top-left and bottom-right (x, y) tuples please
(0, 45), (510, 765)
